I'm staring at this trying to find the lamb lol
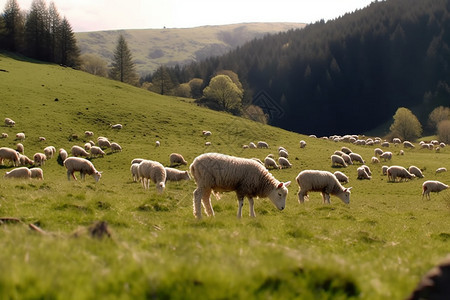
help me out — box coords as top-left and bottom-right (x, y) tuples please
(165, 167), (191, 182)
(137, 160), (166, 194)
(4, 117), (15, 127)
(33, 153), (46, 166)
(71, 145), (90, 158)
(264, 156), (279, 169)
(111, 142), (122, 152)
(202, 130), (212, 136)
(299, 140), (306, 148)
(130, 163), (139, 182)
(0, 147), (20, 166)
(97, 138), (111, 149)
(357, 166), (372, 180)
(387, 166), (416, 182)
(278, 149), (289, 158)
(436, 167), (447, 175)
(333, 171), (349, 184)
(380, 151), (393, 161)
(155, 140), (160, 147)
(57, 148), (68, 164)
(44, 146), (56, 159)
(408, 166), (424, 178)
(374, 148), (383, 156)
(331, 154), (347, 167)
(278, 157), (292, 169)
(403, 141), (415, 148)
(84, 143), (92, 151)
(90, 146), (105, 157)
(18, 154), (34, 166)
(15, 132), (25, 141)
(422, 180), (449, 200)
(16, 143), (24, 154)
(111, 123), (123, 129)
(169, 153), (187, 166)
(190, 153), (290, 218)
(38, 137), (46, 142)
(257, 141), (269, 149)
(30, 168), (44, 180)
(349, 152), (365, 164)
(296, 170), (351, 204)
(371, 157), (380, 164)
(84, 131), (94, 137)
(4, 167), (31, 179)
(64, 157), (102, 182)
(249, 142), (257, 149)
(341, 146), (352, 154)
(399, 150), (405, 155)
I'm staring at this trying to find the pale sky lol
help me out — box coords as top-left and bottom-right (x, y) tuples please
(1, 0), (375, 32)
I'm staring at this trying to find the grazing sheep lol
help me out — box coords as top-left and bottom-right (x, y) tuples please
(251, 158), (263, 165)
(357, 166), (372, 180)
(435, 147), (440, 152)
(381, 165), (389, 176)
(387, 166), (415, 182)
(57, 148), (68, 164)
(264, 156), (279, 169)
(85, 131), (94, 137)
(137, 160), (166, 194)
(278, 149), (289, 158)
(155, 140), (160, 147)
(38, 137), (46, 142)
(190, 153), (290, 218)
(90, 146), (105, 157)
(331, 154), (347, 167)
(371, 157), (380, 164)
(334, 150), (344, 156)
(165, 167), (191, 182)
(0, 147), (20, 166)
(33, 153), (47, 166)
(4, 117), (15, 127)
(341, 153), (353, 165)
(349, 152), (365, 164)
(64, 157), (102, 182)
(205, 142), (211, 146)
(130, 163), (139, 182)
(296, 170), (351, 204)
(4, 167), (31, 179)
(111, 142), (122, 152)
(333, 171), (349, 184)
(16, 143), (24, 154)
(15, 132), (25, 141)
(439, 142), (446, 148)
(84, 143), (92, 151)
(393, 138), (401, 145)
(436, 167), (447, 175)
(98, 138), (111, 149)
(170, 153), (187, 166)
(1, 133), (8, 138)
(399, 150), (404, 155)
(341, 146), (352, 154)
(111, 123), (123, 129)
(71, 145), (90, 158)
(403, 141), (415, 148)
(381, 141), (390, 147)
(422, 180), (449, 200)
(362, 165), (372, 176)
(278, 157), (292, 169)
(380, 151), (393, 161)
(18, 154), (33, 166)
(374, 148), (383, 156)
(249, 142), (257, 149)
(242, 144), (249, 149)
(257, 141), (269, 149)
(30, 168), (44, 180)
(131, 158), (145, 165)
(408, 166), (424, 178)
(299, 140), (306, 148)
(202, 130), (212, 136)
(44, 146), (56, 159)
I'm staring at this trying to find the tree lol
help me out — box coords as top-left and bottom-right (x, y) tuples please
(150, 65), (176, 95)
(389, 107), (423, 141)
(80, 53), (107, 77)
(109, 34), (138, 85)
(2, 0), (24, 52)
(24, 0), (49, 60)
(437, 120), (450, 144)
(243, 105), (267, 124)
(188, 78), (204, 99)
(47, 1), (61, 62)
(203, 75), (243, 112)
(428, 106), (450, 131)
(59, 17), (79, 67)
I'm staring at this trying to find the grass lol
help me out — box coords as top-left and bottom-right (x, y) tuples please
(0, 53), (450, 299)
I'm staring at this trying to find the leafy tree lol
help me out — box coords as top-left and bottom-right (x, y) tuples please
(203, 75), (243, 112)
(80, 53), (107, 77)
(109, 34), (138, 85)
(59, 16), (79, 67)
(188, 78), (204, 99)
(173, 83), (191, 98)
(243, 105), (267, 124)
(1, 0), (24, 52)
(428, 106), (450, 131)
(150, 65), (176, 95)
(389, 107), (423, 141)
(437, 120), (450, 143)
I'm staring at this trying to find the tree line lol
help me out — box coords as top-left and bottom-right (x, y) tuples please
(0, 0), (79, 67)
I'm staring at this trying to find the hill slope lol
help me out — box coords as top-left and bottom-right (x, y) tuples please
(75, 22), (306, 75)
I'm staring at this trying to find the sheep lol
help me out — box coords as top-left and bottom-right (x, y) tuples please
(341, 153), (353, 165)
(202, 130), (212, 136)
(71, 145), (90, 158)
(165, 167), (191, 182)
(169, 153), (187, 166)
(155, 140), (160, 147)
(205, 142), (211, 146)
(1, 133), (8, 138)
(16, 143), (24, 154)
(98, 138), (111, 149)
(296, 170), (351, 204)
(4, 117), (15, 127)
(33, 153), (47, 166)
(111, 123), (122, 129)
(131, 158), (145, 165)
(130, 163), (139, 182)
(387, 166), (415, 182)
(278, 157), (292, 169)
(84, 131), (94, 137)
(331, 154), (347, 168)
(38, 137), (46, 142)
(84, 142), (92, 151)
(381, 141), (390, 147)
(380, 151), (393, 161)
(403, 141), (415, 148)
(111, 142), (122, 152)
(440, 142), (446, 148)
(44, 146), (56, 159)
(299, 140), (306, 148)
(334, 150), (344, 156)
(190, 153), (290, 219)
(18, 154), (34, 166)
(371, 157), (380, 164)
(381, 165), (389, 176)
(357, 166), (372, 180)
(408, 166), (424, 178)
(257, 141), (269, 149)
(249, 142), (257, 149)
(422, 180), (449, 200)
(15, 132), (25, 141)
(264, 156), (279, 169)
(64, 157), (102, 182)
(349, 152), (365, 164)
(251, 158), (264, 165)
(341, 146), (352, 154)
(374, 148), (383, 156)
(393, 138), (401, 145)
(333, 171), (349, 184)
(30, 168), (44, 180)
(57, 148), (68, 164)
(436, 167), (447, 175)
(399, 150), (405, 155)
(242, 145), (249, 149)
(278, 149), (289, 158)
(137, 160), (166, 194)
(90, 146), (105, 157)
(0, 147), (20, 166)
(4, 167), (31, 179)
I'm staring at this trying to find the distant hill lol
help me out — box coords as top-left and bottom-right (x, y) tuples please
(75, 22), (306, 75)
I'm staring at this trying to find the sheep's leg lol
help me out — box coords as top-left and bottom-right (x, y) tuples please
(201, 189), (214, 217)
(298, 189), (306, 204)
(237, 196), (244, 218)
(323, 193), (331, 204)
(193, 188), (203, 219)
(248, 197), (256, 217)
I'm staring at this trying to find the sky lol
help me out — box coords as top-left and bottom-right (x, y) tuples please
(1, 0), (375, 32)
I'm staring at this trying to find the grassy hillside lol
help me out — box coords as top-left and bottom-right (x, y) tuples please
(75, 22), (306, 75)
(0, 53), (450, 299)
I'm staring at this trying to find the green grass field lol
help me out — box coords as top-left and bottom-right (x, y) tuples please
(0, 53), (449, 299)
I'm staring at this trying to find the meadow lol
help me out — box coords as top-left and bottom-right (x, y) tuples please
(0, 53), (449, 299)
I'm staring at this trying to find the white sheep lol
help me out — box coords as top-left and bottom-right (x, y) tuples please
(165, 167), (191, 182)
(333, 171), (349, 184)
(380, 151), (393, 161)
(264, 156), (279, 169)
(84, 131), (94, 137)
(371, 157), (380, 164)
(130, 163), (139, 182)
(399, 150), (405, 155)
(278, 149), (289, 158)
(111, 142), (122, 152)
(169, 153), (187, 166)
(251, 158), (264, 165)
(155, 140), (160, 147)
(331, 154), (347, 167)
(30, 168), (44, 180)
(408, 166), (424, 178)
(296, 170), (351, 204)
(422, 180), (449, 200)
(393, 138), (401, 145)
(341, 153), (353, 165)
(38, 137), (46, 142)
(44, 146), (56, 159)
(1, 133), (8, 138)
(439, 142), (446, 148)
(436, 167), (447, 175)
(374, 148), (383, 156)
(131, 158), (145, 165)
(381, 165), (389, 176)
(4, 167), (31, 179)
(18, 154), (33, 166)
(15, 132), (25, 141)
(202, 130), (212, 136)
(84, 142), (92, 151)
(242, 144), (249, 149)
(111, 123), (123, 129)
(33, 153), (47, 166)
(278, 157), (292, 169)
(16, 143), (24, 154)
(64, 157), (102, 182)
(341, 146), (352, 154)
(98, 138), (111, 149)
(381, 141), (390, 147)
(137, 160), (166, 194)
(190, 153), (290, 218)
(58, 148), (68, 163)
(205, 142), (211, 146)
(4, 117), (15, 127)
(90, 146), (105, 157)
(299, 140), (306, 148)
(403, 141), (415, 148)
(357, 166), (371, 180)
(71, 145), (90, 158)
(249, 142), (257, 149)
(349, 152), (365, 164)
(387, 166), (415, 182)
(257, 141), (269, 149)
(334, 150), (344, 156)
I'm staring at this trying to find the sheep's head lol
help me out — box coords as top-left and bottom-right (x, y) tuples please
(93, 171), (102, 182)
(268, 181), (291, 210)
(157, 182), (165, 194)
(338, 187), (352, 204)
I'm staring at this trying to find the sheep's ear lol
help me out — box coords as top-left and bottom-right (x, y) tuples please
(346, 187), (352, 191)
(284, 181), (291, 187)
(277, 182), (283, 189)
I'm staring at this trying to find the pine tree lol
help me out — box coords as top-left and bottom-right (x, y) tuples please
(24, 0), (49, 60)
(48, 1), (61, 62)
(59, 17), (79, 67)
(2, 0), (24, 52)
(109, 34), (138, 85)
